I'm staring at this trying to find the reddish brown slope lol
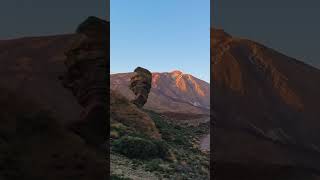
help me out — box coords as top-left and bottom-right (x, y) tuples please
(111, 70), (210, 115)
(0, 34), (83, 124)
(212, 28), (320, 177)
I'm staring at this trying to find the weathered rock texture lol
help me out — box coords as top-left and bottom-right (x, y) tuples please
(60, 16), (108, 146)
(129, 67), (152, 108)
(110, 90), (161, 139)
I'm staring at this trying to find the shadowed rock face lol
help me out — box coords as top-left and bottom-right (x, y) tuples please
(60, 16), (108, 146)
(129, 67), (152, 108)
(0, 94), (107, 180)
(0, 16), (108, 180)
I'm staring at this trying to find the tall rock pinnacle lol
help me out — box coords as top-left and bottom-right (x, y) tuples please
(129, 67), (152, 108)
(60, 16), (108, 146)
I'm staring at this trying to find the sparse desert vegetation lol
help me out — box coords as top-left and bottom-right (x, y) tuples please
(110, 109), (210, 179)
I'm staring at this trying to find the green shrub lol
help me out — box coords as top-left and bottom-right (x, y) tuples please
(110, 123), (128, 137)
(145, 159), (163, 172)
(112, 136), (169, 160)
(110, 130), (119, 139)
(153, 140), (170, 158)
(173, 134), (188, 145)
(110, 174), (131, 180)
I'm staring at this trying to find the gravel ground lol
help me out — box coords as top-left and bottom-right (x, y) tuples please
(110, 152), (161, 180)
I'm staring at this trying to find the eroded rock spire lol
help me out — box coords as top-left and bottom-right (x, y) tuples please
(129, 67), (152, 108)
(60, 16), (108, 146)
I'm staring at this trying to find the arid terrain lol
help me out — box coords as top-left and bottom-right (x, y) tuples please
(212, 28), (320, 179)
(110, 70), (210, 179)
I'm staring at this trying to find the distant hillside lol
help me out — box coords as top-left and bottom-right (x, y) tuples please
(111, 70), (210, 116)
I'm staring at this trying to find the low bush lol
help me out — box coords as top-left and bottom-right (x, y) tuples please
(145, 159), (163, 172)
(112, 136), (169, 160)
(110, 174), (131, 180)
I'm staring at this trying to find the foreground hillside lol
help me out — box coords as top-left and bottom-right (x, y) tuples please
(110, 68), (210, 179)
(0, 82), (107, 180)
(212, 28), (320, 179)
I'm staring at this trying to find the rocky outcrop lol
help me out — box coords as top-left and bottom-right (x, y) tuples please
(110, 90), (161, 139)
(129, 67), (152, 108)
(60, 16), (108, 146)
(0, 16), (108, 180)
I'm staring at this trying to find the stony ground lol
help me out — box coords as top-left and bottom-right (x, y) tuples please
(200, 134), (210, 152)
(110, 152), (159, 180)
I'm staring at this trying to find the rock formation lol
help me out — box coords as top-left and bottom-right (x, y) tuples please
(110, 90), (161, 139)
(129, 67), (152, 108)
(60, 16), (108, 146)
(111, 70), (210, 116)
(0, 16), (108, 180)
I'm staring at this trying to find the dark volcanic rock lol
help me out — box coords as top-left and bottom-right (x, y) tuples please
(60, 16), (108, 146)
(129, 67), (152, 108)
(77, 16), (108, 37)
(0, 16), (108, 180)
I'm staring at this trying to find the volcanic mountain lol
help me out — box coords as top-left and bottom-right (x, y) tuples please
(0, 34), (84, 124)
(110, 71), (210, 117)
(212, 28), (320, 179)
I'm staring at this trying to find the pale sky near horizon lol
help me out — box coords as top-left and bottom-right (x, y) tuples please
(111, 0), (210, 82)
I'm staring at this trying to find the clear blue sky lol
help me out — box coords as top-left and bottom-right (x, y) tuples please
(111, 0), (210, 82)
